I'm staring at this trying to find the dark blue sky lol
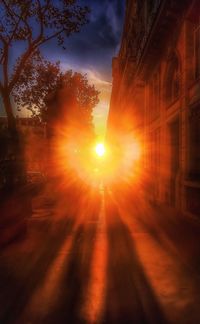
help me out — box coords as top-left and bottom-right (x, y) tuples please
(41, 0), (125, 136)
(42, 0), (125, 81)
(1, 0), (125, 135)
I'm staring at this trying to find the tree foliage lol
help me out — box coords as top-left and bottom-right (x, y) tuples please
(0, 0), (89, 128)
(13, 58), (99, 130)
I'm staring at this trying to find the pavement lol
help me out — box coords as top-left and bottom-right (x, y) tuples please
(0, 183), (200, 324)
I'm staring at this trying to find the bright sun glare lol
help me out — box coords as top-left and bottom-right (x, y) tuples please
(95, 143), (105, 157)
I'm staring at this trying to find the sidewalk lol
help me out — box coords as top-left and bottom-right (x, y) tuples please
(0, 188), (31, 247)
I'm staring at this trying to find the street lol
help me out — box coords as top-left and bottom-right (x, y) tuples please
(0, 183), (200, 324)
(1, 1), (200, 323)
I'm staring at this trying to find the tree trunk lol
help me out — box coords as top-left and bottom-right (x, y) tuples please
(2, 89), (20, 155)
(0, 91), (29, 243)
(2, 89), (16, 133)
(1, 90), (26, 189)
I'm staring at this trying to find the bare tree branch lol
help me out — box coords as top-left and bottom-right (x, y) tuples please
(8, 8), (27, 44)
(35, 0), (44, 43)
(0, 34), (7, 45)
(0, 80), (4, 93)
(9, 6), (33, 46)
(3, 43), (8, 86)
(41, 0), (51, 14)
(0, 36), (7, 65)
(9, 45), (35, 91)
(0, 0), (89, 127)
(1, 0), (17, 23)
(38, 28), (65, 46)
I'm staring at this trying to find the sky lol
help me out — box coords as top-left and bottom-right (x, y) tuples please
(42, 0), (125, 137)
(0, 0), (125, 137)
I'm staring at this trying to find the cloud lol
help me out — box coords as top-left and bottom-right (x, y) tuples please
(60, 61), (112, 91)
(61, 0), (125, 135)
(1, 0), (125, 135)
(42, 0), (125, 81)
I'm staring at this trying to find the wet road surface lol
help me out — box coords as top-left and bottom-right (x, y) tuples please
(0, 184), (200, 324)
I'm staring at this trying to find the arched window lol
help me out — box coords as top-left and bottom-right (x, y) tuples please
(165, 54), (180, 106)
(194, 18), (200, 80)
(149, 71), (160, 121)
(188, 105), (200, 180)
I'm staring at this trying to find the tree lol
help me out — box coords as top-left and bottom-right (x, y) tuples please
(45, 71), (99, 136)
(0, 0), (89, 131)
(13, 58), (99, 133)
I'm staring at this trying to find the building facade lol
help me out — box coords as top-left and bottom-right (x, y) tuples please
(0, 117), (46, 173)
(107, 0), (200, 217)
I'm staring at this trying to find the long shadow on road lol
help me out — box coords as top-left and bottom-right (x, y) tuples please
(102, 194), (167, 324)
(45, 221), (98, 324)
(23, 188), (100, 324)
(113, 185), (200, 275)
(0, 217), (75, 324)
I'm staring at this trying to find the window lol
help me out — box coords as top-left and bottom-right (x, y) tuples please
(149, 71), (160, 121)
(147, 0), (154, 14)
(165, 54), (180, 106)
(188, 105), (200, 180)
(149, 129), (160, 196)
(194, 21), (200, 80)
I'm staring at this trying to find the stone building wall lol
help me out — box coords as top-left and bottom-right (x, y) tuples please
(107, 0), (200, 217)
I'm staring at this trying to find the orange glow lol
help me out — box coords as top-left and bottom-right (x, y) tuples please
(45, 102), (143, 189)
(50, 121), (142, 189)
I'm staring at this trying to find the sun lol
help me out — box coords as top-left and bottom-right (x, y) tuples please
(95, 143), (105, 157)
